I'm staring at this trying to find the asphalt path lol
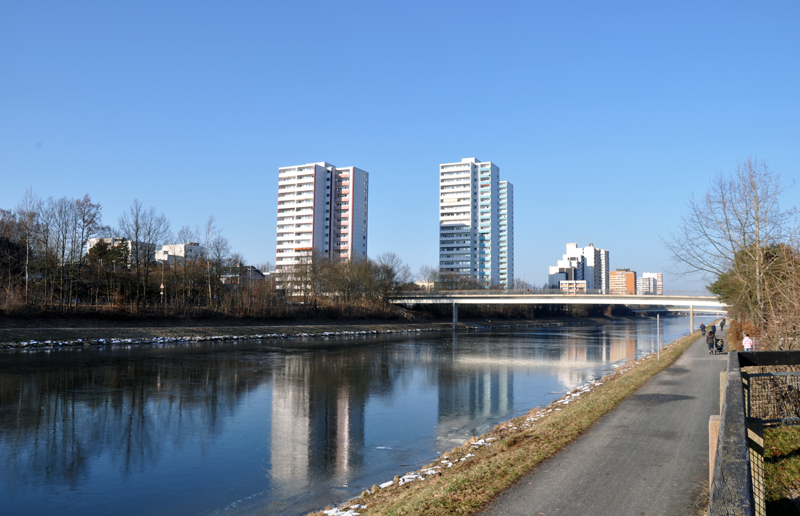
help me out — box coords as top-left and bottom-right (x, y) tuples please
(479, 331), (728, 516)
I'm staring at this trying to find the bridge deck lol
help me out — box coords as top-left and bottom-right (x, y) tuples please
(390, 293), (726, 308)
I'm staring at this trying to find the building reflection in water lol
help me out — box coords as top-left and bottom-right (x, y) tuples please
(0, 319), (691, 516)
(270, 353), (367, 489)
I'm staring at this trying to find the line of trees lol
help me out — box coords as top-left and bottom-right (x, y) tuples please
(665, 157), (800, 350)
(0, 190), (419, 320)
(0, 191), (245, 315)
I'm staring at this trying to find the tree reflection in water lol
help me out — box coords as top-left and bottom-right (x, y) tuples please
(0, 318), (702, 516)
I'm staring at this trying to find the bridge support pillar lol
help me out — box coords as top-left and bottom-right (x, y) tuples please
(690, 305), (694, 333)
(453, 302), (458, 331)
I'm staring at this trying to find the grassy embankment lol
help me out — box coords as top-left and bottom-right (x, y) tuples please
(765, 423), (800, 513)
(311, 330), (702, 516)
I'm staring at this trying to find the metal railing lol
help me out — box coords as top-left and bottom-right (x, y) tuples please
(744, 371), (800, 425)
(709, 351), (800, 516)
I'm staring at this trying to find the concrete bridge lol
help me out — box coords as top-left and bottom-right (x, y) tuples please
(389, 291), (727, 330)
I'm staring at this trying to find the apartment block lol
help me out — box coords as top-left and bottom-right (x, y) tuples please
(548, 243), (609, 292)
(155, 242), (205, 264)
(439, 158), (500, 287)
(636, 276), (658, 295)
(559, 280), (587, 294)
(498, 181), (514, 289)
(609, 268), (637, 295)
(275, 162), (368, 273)
(642, 272), (663, 295)
(87, 237), (151, 265)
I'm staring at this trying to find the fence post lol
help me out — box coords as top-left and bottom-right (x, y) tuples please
(742, 372), (750, 417)
(747, 420), (765, 516)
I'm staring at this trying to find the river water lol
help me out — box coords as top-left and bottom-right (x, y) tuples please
(0, 316), (713, 516)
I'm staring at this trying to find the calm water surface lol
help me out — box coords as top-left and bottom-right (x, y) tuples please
(0, 316), (714, 515)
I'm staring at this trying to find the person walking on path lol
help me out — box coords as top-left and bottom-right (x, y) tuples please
(743, 332), (754, 351)
(479, 333), (727, 516)
(711, 324), (716, 334)
(720, 319), (726, 332)
(706, 330), (716, 353)
(700, 322), (706, 335)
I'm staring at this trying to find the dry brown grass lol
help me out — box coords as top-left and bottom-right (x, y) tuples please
(311, 331), (701, 516)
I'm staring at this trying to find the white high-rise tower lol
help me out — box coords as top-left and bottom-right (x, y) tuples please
(275, 162), (368, 274)
(499, 181), (514, 289)
(439, 158), (500, 287)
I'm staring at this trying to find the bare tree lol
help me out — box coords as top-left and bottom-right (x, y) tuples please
(664, 157), (796, 327)
(119, 199), (171, 305)
(75, 195), (102, 264)
(418, 265), (439, 291)
(375, 252), (412, 299)
(203, 216), (229, 305)
(15, 188), (39, 303)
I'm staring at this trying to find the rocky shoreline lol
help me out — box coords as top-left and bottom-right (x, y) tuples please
(0, 320), (581, 351)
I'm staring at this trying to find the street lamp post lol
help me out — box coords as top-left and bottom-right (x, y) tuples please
(160, 261), (165, 306)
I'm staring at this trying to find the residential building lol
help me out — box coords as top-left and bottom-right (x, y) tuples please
(87, 237), (130, 255)
(87, 237), (153, 265)
(609, 268), (637, 295)
(642, 272), (664, 295)
(221, 265), (266, 284)
(155, 242), (206, 264)
(498, 181), (514, 289)
(559, 280), (587, 294)
(275, 162), (369, 274)
(439, 158), (500, 287)
(415, 280), (435, 291)
(636, 276), (658, 295)
(548, 243), (609, 292)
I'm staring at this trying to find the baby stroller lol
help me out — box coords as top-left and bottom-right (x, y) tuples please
(713, 337), (725, 354)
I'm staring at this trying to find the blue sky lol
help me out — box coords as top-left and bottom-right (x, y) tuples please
(2, 1), (799, 291)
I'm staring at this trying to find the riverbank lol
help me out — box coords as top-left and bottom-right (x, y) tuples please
(310, 329), (703, 516)
(0, 315), (646, 350)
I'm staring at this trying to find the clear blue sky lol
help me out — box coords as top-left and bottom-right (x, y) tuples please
(2, 1), (799, 291)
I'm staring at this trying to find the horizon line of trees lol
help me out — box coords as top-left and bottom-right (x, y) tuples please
(0, 190), (425, 318)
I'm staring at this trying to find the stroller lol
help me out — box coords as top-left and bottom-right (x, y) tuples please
(713, 337), (725, 354)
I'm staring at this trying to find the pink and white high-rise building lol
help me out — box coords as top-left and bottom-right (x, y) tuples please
(275, 162), (368, 273)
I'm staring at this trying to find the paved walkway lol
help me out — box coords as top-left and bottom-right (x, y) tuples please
(479, 331), (728, 516)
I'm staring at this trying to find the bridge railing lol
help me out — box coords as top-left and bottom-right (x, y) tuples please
(396, 289), (715, 298)
(399, 288), (604, 296)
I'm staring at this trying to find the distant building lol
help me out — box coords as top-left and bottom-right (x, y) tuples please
(221, 265), (266, 284)
(636, 276), (658, 295)
(275, 162), (369, 274)
(87, 237), (153, 265)
(559, 280), (587, 294)
(642, 272), (663, 295)
(548, 243), (609, 292)
(87, 237), (129, 253)
(609, 268), (637, 295)
(498, 181), (514, 289)
(155, 242), (206, 264)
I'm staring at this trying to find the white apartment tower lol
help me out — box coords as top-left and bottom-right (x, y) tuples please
(439, 158), (500, 287)
(498, 181), (514, 289)
(275, 162), (368, 273)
